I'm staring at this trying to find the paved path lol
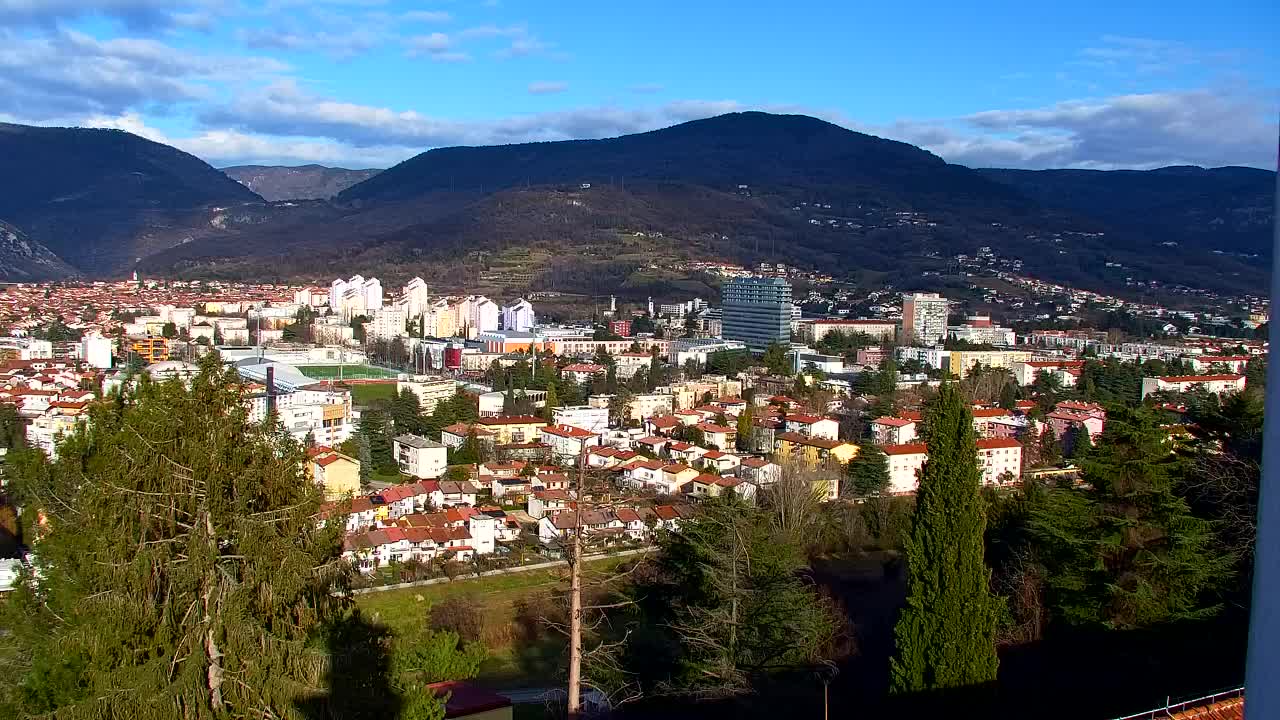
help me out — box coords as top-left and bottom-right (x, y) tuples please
(349, 548), (650, 596)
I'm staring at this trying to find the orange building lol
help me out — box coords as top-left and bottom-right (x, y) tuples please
(130, 337), (169, 363)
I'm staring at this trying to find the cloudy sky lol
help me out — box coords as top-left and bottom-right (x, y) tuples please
(1, 0), (1276, 170)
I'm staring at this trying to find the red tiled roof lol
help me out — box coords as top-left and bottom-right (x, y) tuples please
(477, 415), (547, 426)
(972, 408), (1014, 418)
(976, 438), (1021, 450)
(873, 416), (915, 427)
(541, 424), (596, 439)
(883, 443), (928, 456)
(1157, 374), (1245, 383)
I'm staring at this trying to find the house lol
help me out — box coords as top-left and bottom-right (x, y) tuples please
(667, 441), (708, 466)
(698, 449), (741, 475)
(475, 415), (549, 445)
(1186, 355), (1250, 373)
(739, 457), (781, 486)
(307, 447), (361, 500)
(624, 393), (676, 423)
(871, 416), (918, 446)
(695, 423), (736, 450)
(746, 416), (781, 453)
(784, 414), (839, 441)
(660, 463), (700, 494)
(539, 424), (600, 464)
(1140, 374), (1246, 400)
(633, 435), (669, 457)
(423, 479), (479, 508)
(614, 507), (649, 541)
(561, 363), (607, 384)
(441, 423), (495, 449)
(1013, 360), (1084, 387)
(621, 458), (668, 489)
(393, 434), (448, 479)
(883, 438), (1023, 494)
(774, 432), (859, 466)
(527, 489), (572, 519)
(537, 510), (625, 545)
(971, 408), (1017, 438)
(684, 473), (753, 500)
(1046, 401), (1106, 451)
(644, 415), (681, 436)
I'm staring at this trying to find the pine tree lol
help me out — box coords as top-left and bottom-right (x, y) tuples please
(357, 432), (373, 488)
(1028, 408), (1232, 629)
(0, 356), (405, 718)
(844, 442), (890, 497)
(735, 406), (754, 451)
(1065, 424), (1093, 458)
(890, 383), (1000, 693)
(1037, 427), (1062, 467)
(998, 382), (1018, 411)
(543, 383), (559, 421)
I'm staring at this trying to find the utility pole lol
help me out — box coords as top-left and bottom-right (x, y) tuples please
(566, 445), (586, 719)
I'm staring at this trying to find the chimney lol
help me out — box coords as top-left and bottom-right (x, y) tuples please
(266, 365), (277, 416)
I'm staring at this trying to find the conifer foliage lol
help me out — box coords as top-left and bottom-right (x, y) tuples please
(890, 383), (1000, 693)
(2, 357), (393, 719)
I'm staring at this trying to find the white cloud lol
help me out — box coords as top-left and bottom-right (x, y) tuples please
(239, 27), (382, 59)
(402, 10), (450, 23)
(404, 32), (470, 61)
(0, 0), (220, 30)
(527, 81), (567, 95)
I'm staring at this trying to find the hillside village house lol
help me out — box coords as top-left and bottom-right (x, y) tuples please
(695, 423), (736, 450)
(883, 438), (1023, 495)
(441, 423), (495, 449)
(1013, 360), (1085, 387)
(684, 473), (754, 500)
(1186, 355), (1250, 373)
(307, 447), (360, 500)
(775, 432), (859, 466)
(739, 457), (782, 486)
(393, 434), (448, 479)
(1046, 401), (1106, 443)
(473, 415), (548, 444)
(561, 363), (607, 384)
(527, 489), (572, 519)
(537, 510), (625, 546)
(698, 449), (741, 475)
(625, 393), (676, 424)
(871, 415), (919, 445)
(539, 424), (601, 463)
(1140, 374), (1246, 400)
(783, 413), (839, 441)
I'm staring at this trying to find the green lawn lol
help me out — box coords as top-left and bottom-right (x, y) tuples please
(356, 555), (633, 687)
(348, 382), (398, 405)
(297, 364), (399, 380)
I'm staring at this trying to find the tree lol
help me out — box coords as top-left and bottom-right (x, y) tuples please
(350, 314), (370, 343)
(998, 381), (1018, 411)
(1027, 408), (1233, 629)
(1064, 424), (1093, 458)
(1036, 427), (1062, 467)
(0, 356), (408, 718)
(0, 403), (24, 448)
(359, 406), (395, 473)
(628, 495), (839, 696)
(845, 443), (890, 497)
(357, 432), (373, 488)
(161, 321), (178, 338)
(890, 383), (1000, 693)
(761, 342), (790, 376)
(391, 387), (424, 435)
(543, 382), (560, 421)
(735, 406), (754, 451)
(452, 429), (487, 465)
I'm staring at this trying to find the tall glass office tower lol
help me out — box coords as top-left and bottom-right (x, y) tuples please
(721, 277), (792, 352)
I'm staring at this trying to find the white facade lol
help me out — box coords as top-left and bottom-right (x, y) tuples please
(80, 332), (113, 369)
(947, 324), (1016, 346)
(470, 296), (500, 334)
(902, 293), (949, 346)
(403, 277), (431, 319)
(398, 376), (457, 414)
(330, 275), (384, 320)
(552, 405), (609, 434)
(1140, 374), (1246, 400)
(246, 387), (352, 447)
(667, 338), (748, 366)
(883, 439), (1022, 495)
(394, 435), (449, 479)
(366, 307), (407, 342)
(502, 299), (536, 332)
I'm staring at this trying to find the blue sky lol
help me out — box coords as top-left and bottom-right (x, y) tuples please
(1, 0), (1276, 169)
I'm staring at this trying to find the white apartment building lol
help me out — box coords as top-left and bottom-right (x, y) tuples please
(365, 306), (407, 342)
(552, 405), (609, 434)
(79, 332), (113, 369)
(246, 385), (353, 447)
(798, 319), (898, 343)
(393, 434), (448, 479)
(947, 316), (1016, 346)
(502, 299), (536, 332)
(403, 277), (431, 320)
(883, 438), (1022, 495)
(469, 296), (500, 335)
(540, 424), (601, 463)
(667, 338), (748, 366)
(625, 393), (675, 424)
(330, 275), (383, 320)
(901, 292), (949, 346)
(1140, 374), (1246, 400)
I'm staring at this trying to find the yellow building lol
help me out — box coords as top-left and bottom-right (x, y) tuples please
(131, 337), (170, 363)
(308, 448), (361, 500)
(946, 350), (1034, 379)
(774, 431), (859, 466)
(475, 415), (549, 445)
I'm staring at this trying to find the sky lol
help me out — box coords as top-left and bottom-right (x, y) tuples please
(1, 0), (1276, 170)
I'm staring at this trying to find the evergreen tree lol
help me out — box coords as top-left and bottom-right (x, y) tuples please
(452, 429), (487, 466)
(391, 387), (423, 435)
(735, 406), (754, 451)
(1027, 408), (1232, 629)
(1037, 427), (1062, 467)
(844, 443), (891, 497)
(357, 432), (373, 488)
(1065, 424), (1094, 458)
(998, 382), (1018, 411)
(761, 342), (791, 376)
(890, 383), (1000, 693)
(501, 376), (516, 414)
(359, 407), (395, 472)
(0, 356), (406, 718)
(542, 383), (560, 421)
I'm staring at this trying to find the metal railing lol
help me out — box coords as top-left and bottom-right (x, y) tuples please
(1111, 687), (1244, 720)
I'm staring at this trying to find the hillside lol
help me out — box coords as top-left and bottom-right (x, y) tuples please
(0, 123), (262, 276)
(223, 164), (381, 201)
(979, 166), (1275, 257)
(0, 220), (77, 281)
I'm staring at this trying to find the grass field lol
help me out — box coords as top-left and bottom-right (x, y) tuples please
(356, 554), (634, 687)
(297, 364), (399, 380)
(348, 383), (398, 405)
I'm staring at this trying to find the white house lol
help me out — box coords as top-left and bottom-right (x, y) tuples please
(1140, 374), (1246, 400)
(552, 405), (609, 434)
(883, 438), (1023, 495)
(394, 434), (448, 479)
(783, 414), (839, 441)
(539, 424), (601, 464)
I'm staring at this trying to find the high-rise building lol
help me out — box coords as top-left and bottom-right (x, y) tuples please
(902, 292), (949, 346)
(721, 277), (792, 352)
(330, 275), (384, 320)
(502, 299), (536, 332)
(80, 331), (113, 369)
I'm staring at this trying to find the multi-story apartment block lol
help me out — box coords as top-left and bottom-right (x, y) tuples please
(901, 292), (949, 346)
(721, 277), (792, 352)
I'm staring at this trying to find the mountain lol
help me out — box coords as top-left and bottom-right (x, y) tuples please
(978, 166), (1275, 257)
(0, 220), (77, 281)
(222, 164), (381, 201)
(0, 123), (262, 276)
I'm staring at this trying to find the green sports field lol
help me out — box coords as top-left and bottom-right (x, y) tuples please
(296, 364), (399, 380)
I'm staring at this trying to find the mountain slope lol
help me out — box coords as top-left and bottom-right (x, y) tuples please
(978, 166), (1275, 257)
(223, 164), (381, 201)
(0, 123), (262, 274)
(0, 220), (77, 281)
(339, 111), (1035, 216)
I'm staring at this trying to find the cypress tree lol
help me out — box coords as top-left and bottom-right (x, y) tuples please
(890, 383), (1000, 693)
(0, 356), (403, 718)
(844, 442), (891, 497)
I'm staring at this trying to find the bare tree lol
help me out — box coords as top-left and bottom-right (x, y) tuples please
(766, 457), (834, 541)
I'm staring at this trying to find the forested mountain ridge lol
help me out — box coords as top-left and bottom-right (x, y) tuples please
(223, 164), (382, 201)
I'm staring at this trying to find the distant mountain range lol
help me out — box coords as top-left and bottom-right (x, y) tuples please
(0, 114), (1273, 296)
(222, 164), (381, 201)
